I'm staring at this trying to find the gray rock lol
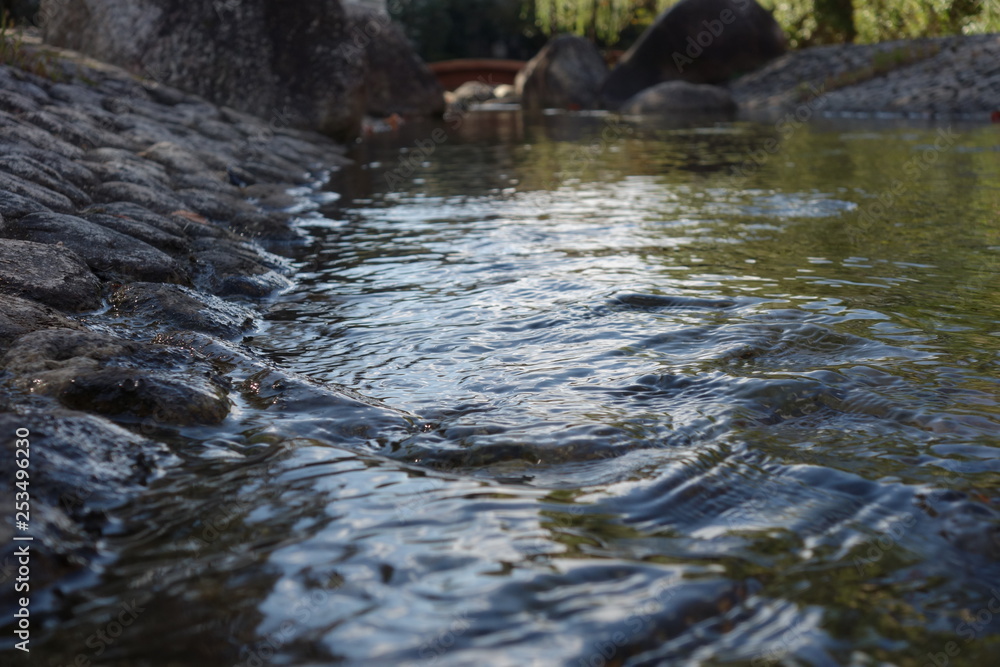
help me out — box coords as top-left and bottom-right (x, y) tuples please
(138, 141), (215, 173)
(601, 0), (786, 107)
(515, 35), (608, 111)
(620, 81), (737, 115)
(0, 121), (86, 159)
(83, 201), (190, 239)
(0, 155), (93, 208)
(0, 171), (75, 213)
(451, 81), (497, 108)
(0, 89), (41, 114)
(345, 5), (445, 118)
(20, 110), (101, 150)
(0, 409), (172, 593)
(0, 142), (99, 189)
(110, 282), (258, 338)
(0, 188), (50, 219)
(0, 212), (189, 284)
(82, 212), (190, 254)
(192, 238), (291, 298)
(175, 187), (270, 227)
(2, 328), (231, 425)
(93, 181), (187, 215)
(86, 156), (172, 191)
(0, 294), (85, 353)
(42, 0), (368, 139)
(0, 239), (101, 311)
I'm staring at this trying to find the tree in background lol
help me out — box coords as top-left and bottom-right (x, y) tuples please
(517, 0), (999, 48)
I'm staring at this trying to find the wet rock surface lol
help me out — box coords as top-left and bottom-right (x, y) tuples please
(0, 36), (361, 594)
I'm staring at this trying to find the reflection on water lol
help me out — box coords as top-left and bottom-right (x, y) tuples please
(23, 111), (1000, 666)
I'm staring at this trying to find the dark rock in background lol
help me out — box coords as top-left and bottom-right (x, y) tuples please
(620, 80), (737, 115)
(515, 34), (608, 111)
(39, 0), (443, 139)
(40, 0), (365, 139)
(345, 5), (445, 118)
(602, 0), (786, 108)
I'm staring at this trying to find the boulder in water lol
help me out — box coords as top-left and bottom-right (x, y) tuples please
(515, 35), (608, 111)
(602, 0), (786, 108)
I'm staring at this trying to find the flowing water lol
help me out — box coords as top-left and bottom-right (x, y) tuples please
(25, 111), (1000, 666)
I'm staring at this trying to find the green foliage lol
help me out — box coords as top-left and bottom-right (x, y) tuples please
(530, 0), (674, 46)
(517, 0), (1000, 49)
(761, 0), (1000, 48)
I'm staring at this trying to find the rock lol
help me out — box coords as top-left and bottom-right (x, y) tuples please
(0, 240), (102, 311)
(0, 410), (172, 593)
(82, 202), (191, 240)
(451, 81), (497, 108)
(2, 328), (231, 425)
(493, 84), (519, 101)
(41, 0), (368, 139)
(344, 5), (445, 118)
(0, 155), (93, 208)
(620, 81), (737, 115)
(0, 212), (189, 284)
(515, 35), (608, 111)
(92, 181), (186, 215)
(0, 188), (50, 219)
(0, 171), (75, 213)
(601, 0), (786, 108)
(192, 238), (292, 298)
(138, 141), (214, 174)
(82, 212), (190, 254)
(0, 143), (99, 189)
(0, 294), (85, 353)
(110, 282), (258, 338)
(0, 120), (86, 159)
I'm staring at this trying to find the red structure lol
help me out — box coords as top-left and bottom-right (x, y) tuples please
(428, 59), (526, 91)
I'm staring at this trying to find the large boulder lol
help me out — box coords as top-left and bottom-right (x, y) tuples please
(601, 0), (786, 108)
(620, 81), (737, 115)
(343, 5), (445, 118)
(39, 1), (370, 139)
(515, 34), (608, 111)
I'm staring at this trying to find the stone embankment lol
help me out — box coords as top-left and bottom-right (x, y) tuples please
(730, 33), (1000, 117)
(1, 39), (411, 587)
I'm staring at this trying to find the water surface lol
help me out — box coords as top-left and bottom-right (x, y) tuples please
(27, 111), (1000, 666)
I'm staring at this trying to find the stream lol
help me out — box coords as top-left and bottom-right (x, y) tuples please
(26, 110), (1000, 666)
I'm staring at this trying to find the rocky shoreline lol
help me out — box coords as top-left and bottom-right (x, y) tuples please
(730, 33), (1000, 118)
(2, 26), (998, 595)
(0, 38), (402, 590)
